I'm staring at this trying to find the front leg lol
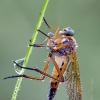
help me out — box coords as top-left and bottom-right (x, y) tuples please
(43, 17), (60, 39)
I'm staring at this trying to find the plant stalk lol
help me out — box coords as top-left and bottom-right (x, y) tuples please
(11, 0), (49, 100)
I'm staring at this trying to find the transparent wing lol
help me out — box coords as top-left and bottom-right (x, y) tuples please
(65, 52), (82, 100)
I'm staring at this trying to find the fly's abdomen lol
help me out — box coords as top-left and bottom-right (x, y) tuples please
(47, 67), (59, 100)
(47, 56), (67, 100)
(47, 88), (57, 100)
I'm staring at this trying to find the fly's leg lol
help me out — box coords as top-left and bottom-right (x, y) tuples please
(29, 29), (49, 47)
(3, 55), (59, 81)
(43, 17), (60, 39)
(49, 54), (64, 82)
(4, 53), (64, 82)
(4, 75), (25, 79)
(29, 30), (50, 47)
(52, 43), (69, 51)
(37, 30), (52, 47)
(4, 57), (50, 81)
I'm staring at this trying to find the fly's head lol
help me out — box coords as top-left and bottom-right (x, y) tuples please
(59, 27), (74, 36)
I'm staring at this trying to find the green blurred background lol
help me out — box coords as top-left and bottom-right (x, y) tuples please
(0, 0), (100, 100)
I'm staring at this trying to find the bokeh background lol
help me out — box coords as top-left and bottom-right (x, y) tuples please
(0, 0), (100, 100)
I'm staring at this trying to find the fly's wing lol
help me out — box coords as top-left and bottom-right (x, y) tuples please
(65, 52), (82, 100)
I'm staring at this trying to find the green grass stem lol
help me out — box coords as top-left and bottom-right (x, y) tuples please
(11, 0), (49, 100)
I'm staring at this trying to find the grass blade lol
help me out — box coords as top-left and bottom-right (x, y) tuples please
(11, 0), (49, 100)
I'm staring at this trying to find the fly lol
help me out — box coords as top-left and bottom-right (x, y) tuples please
(4, 17), (82, 100)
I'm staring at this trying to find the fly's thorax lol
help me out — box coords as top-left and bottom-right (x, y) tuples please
(51, 37), (78, 56)
(70, 37), (78, 52)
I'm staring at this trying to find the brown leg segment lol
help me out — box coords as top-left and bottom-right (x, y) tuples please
(50, 56), (64, 82)
(4, 54), (65, 82)
(24, 53), (65, 82)
(30, 53), (66, 82)
(43, 17), (60, 39)
(48, 26), (60, 39)
(15, 53), (65, 82)
(4, 57), (50, 80)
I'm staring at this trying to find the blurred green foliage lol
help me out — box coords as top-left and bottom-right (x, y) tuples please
(0, 0), (100, 100)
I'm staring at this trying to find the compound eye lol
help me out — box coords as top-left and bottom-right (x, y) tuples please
(67, 27), (71, 30)
(63, 29), (66, 31)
